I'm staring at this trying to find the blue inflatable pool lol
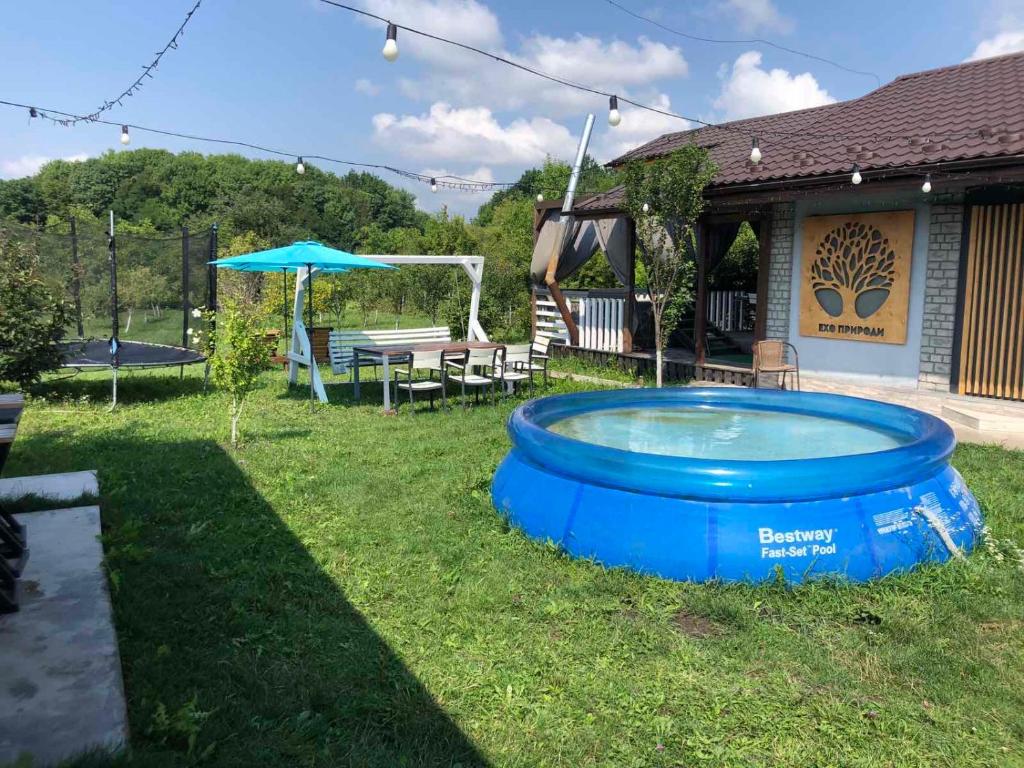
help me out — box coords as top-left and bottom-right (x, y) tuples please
(491, 388), (982, 583)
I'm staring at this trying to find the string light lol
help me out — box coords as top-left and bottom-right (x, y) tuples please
(608, 95), (621, 127)
(601, 0), (881, 86)
(382, 23), (399, 62)
(120, 125), (130, 145)
(536, 193), (544, 202)
(921, 173), (932, 194)
(65, 0), (203, 126)
(749, 137), (761, 164)
(296, 156), (305, 174)
(318, 1), (982, 147)
(430, 177), (438, 192)
(851, 164), (862, 185)
(641, 202), (650, 213)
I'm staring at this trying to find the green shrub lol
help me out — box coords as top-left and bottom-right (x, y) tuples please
(0, 234), (69, 388)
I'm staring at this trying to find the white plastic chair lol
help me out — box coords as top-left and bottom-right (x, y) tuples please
(447, 347), (499, 407)
(393, 349), (447, 411)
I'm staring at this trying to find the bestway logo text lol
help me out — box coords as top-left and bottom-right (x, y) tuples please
(758, 527), (837, 559)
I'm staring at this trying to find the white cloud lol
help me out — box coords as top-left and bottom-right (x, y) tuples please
(713, 51), (834, 121)
(967, 30), (1024, 60)
(595, 94), (690, 161)
(359, 0), (503, 61)
(372, 102), (577, 164)
(416, 165), (496, 215)
(718, 0), (793, 35)
(358, 0), (687, 118)
(354, 78), (380, 96)
(0, 153), (88, 178)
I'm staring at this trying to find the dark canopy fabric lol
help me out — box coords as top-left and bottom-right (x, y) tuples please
(531, 213), (742, 286)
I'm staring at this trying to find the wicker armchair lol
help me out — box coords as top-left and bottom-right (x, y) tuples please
(752, 340), (800, 390)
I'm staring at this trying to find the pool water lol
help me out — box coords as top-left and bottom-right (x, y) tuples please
(547, 406), (910, 461)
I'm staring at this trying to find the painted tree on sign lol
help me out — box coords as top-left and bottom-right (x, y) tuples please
(811, 222), (896, 319)
(623, 146), (717, 386)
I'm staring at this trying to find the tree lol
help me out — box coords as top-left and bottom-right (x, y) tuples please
(708, 222), (759, 291)
(623, 147), (717, 387)
(0, 234), (69, 389)
(203, 298), (269, 448)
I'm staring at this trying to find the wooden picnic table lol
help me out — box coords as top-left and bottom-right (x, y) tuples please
(352, 341), (503, 412)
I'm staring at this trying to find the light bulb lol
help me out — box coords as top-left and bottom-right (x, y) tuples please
(608, 95), (621, 127)
(641, 202), (650, 214)
(120, 125), (130, 145)
(383, 23), (399, 62)
(430, 178), (438, 193)
(749, 137), (761, 164)
(851, 164), (862, 185)
(296, 157), (305, 175)
(536, 193), (544, 203)
(921, 174), (932, 194)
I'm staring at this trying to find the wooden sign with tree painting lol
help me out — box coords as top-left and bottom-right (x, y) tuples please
(800, 211), (915, 344)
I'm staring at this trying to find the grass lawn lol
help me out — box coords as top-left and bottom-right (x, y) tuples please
(5, 367), (1024, 767)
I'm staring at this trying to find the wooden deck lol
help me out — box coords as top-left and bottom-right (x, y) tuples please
(554, 345), (754, 386)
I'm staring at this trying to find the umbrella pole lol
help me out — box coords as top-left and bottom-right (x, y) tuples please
(282, 268), (288, 350)
(307, 264), (314, 411)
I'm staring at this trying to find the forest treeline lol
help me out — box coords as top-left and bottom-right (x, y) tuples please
(0, 149), (620, 340)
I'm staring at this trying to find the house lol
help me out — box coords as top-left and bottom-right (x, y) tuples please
(533, 51), (1024, 402)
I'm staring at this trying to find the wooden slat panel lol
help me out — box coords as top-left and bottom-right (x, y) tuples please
(958, 203), (1024, 401)
(1010, 205), (1024, 400)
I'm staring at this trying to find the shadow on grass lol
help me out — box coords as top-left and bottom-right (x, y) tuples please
(34, 368), (209, 406)
(6, 430), (488, 767)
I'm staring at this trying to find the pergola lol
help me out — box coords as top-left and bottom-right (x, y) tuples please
(530, 196), (770, 367)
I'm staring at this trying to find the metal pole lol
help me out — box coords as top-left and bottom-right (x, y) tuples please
(282, 268), (288, 343)
(69, 215), (84, 337)
(561, 113), (595, 215)
(108, 210), (120, 407)
(307, 264), (314, 410)
(208, 223), (219, 312)
(181, 226), (190, 379)
(181, 225), (191, 348)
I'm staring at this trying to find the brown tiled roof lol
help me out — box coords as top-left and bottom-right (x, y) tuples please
(599, 51), (1024, 201)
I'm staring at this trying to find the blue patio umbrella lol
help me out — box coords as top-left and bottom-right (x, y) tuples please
(211, 240), (395, 348)
(211, 241), (396, 404)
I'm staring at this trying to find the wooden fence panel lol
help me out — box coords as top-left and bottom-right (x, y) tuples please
(958, 203), (1024, 400)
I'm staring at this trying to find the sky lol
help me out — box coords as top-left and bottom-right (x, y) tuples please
(3, 0), (1024, 217)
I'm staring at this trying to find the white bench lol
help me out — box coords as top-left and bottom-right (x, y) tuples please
(328, 327), (452, 376)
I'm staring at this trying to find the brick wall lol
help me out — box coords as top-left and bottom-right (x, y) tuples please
(765, 202), (796, 341)
(918, 204), (964, 390)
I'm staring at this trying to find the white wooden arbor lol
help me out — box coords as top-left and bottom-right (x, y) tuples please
(287, 255), (487, 403)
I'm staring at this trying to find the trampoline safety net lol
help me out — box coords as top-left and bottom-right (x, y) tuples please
(2, 217), (216, 358)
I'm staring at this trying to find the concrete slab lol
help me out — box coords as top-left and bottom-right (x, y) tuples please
(0, 506), (128, 766)
(0, 471), (98, 503)
(942, 402), (1024, 432)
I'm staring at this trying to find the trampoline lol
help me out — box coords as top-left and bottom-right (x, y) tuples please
(4, 213), (218, 405)
(59, 339), (206, 369)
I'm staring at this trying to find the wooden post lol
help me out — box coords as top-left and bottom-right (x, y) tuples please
(753, 209), (773, 342)
(622, 217), (636, 353)
(694, 220), (709, 366)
